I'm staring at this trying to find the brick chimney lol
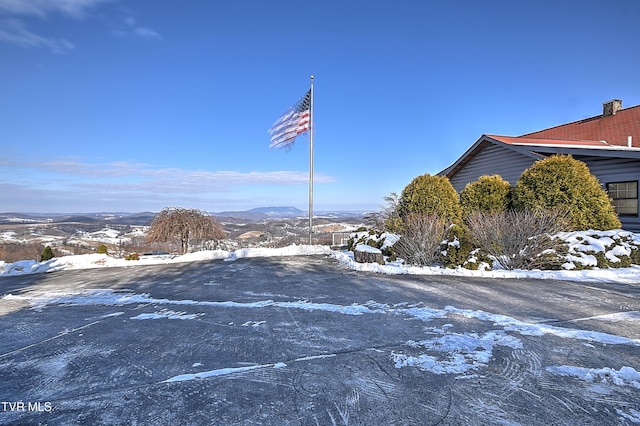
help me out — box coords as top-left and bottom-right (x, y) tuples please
(603, 99), (622, 117)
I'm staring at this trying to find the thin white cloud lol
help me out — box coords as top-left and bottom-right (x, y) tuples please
(114, 14), (161, 40)
(0, 0), (160, 51)
(33, 159), (147, 178)
(0, 0), (111, 19)
(71, 171), (332, 195)
(141, 168), (334, 187)
(1, 160), (337, 212)
(19, 159), (335, 188)
(0, 18), (74, 52)
(133, 26), (161, 40)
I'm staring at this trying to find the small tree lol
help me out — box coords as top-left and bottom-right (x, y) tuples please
(41, 246), (55, 261)
(513, 155), (621, 230)
(146, 207), (226, 255)
(460, 174), (512, 217)
(97, 244), (108, 254)
(364, 192), (401, 232)
(398, 174), (462, 224)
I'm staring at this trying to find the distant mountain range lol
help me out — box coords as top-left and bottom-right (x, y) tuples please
(249, 206), (304, 216)
(0, 212), (157, 226)
(0, 207), (365, 226)
(213, 206), (367, 221)
(213, 206), (305, 220)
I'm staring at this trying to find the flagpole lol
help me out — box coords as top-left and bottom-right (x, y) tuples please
(308, 75), (314, 245)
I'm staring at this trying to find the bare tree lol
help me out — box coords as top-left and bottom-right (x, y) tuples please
(146, 207), (226, 255)
(364, 192), (401, 232)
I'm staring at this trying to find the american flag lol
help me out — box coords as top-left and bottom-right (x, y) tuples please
(268, 90), (311, 149)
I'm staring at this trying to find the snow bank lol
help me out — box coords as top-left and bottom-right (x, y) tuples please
(547, 365), (640, 389)
(331, 250), (640, 284)
(331, 228), (640, 284)
(3, 229), (640, 284)
(0, 245), (332, 277)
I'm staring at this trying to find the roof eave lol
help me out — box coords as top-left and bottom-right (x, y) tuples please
(519, 145), (640, 159)
(438, 135), (542, 178)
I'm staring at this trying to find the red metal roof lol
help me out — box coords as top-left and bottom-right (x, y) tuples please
(519, 104), (640, 147)
(440, 102), (640, 179)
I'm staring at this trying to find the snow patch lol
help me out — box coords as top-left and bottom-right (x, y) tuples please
(131, 309), (204, 320)
(354, 244), (381, 254)
(392, 330), (522, 374)
(547, 365), (640, 389)
(164, 364), (268, 382)
(331, 249), (640, 284)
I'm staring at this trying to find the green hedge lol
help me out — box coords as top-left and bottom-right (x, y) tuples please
(460, 174), (512, 216)
(513, 155), (621, 230)
(398, 174), (461, 224)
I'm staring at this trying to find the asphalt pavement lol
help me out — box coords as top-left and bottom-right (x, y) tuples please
(1, 254), (639, 425)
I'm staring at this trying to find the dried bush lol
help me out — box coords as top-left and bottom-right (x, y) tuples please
(467, 209), (570, 270)
(120, 236), (161, 257)
(395, 212), (447, 266)
(0, 242), (45, 263)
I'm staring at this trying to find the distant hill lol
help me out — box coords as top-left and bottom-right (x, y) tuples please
(0, 213), (44, 224)
(54, 215), (101, 223)
(117, 212), (156, 225)
(247, 206), (305, 217)
(213, 206), (305, 221)
(0, 212), (154, 226)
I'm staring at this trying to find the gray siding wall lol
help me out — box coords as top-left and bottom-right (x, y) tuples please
(449, 144), (536, 192)
(576, 156), (640, 231)
(449, 147), (640, 231)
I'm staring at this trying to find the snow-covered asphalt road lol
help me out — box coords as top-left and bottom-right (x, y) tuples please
(1, 254), (639, 425)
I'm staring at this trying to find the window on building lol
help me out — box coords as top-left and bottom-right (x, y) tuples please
(607, 181), (638, 216)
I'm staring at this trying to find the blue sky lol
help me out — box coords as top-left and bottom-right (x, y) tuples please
(1, 0), (639, 213)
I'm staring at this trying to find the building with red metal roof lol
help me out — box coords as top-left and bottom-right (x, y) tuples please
(439, 100), (640, 230)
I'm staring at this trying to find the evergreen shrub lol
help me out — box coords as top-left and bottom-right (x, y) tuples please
(41, 246), (55, 261)
(439, 224), (473, 269)
(460, 174), (512, 216)
(398, 174), (461, 224)
(512, 155), (621, 230)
